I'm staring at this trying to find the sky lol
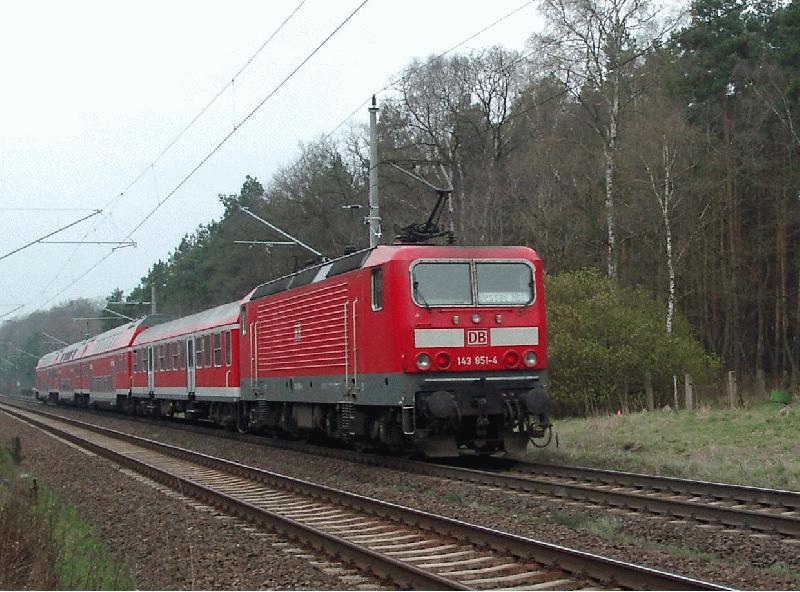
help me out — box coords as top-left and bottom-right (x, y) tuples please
(0, 0), (544, 321)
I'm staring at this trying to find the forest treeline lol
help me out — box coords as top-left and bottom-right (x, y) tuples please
(2, 0), (798, 402)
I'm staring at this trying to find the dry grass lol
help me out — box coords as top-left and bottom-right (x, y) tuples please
(0, 479), (60, 589)
(0, 445), (132, 590)
(529, 402), (800, 489)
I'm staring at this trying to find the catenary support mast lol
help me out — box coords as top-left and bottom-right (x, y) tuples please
(368, 96), (381, 248)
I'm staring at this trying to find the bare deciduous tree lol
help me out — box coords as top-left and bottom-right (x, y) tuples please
(535, 0), (682, 278)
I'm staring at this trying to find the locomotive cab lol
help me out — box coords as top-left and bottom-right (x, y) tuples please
(389, 247), (551, 457)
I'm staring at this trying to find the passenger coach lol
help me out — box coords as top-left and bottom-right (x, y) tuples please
(128, 302), (241, 424)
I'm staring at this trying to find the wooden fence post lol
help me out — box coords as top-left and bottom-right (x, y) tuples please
(727, 371), (737, 409)
(684, 373), (694, 410)
(673, 375), (678, 410)
(11, 436), (21, 465)
(756, 369), (766, 399)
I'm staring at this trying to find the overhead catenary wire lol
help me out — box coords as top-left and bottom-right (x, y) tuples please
(0, 207), (101, 212)
(27, 0), (516, 314)
(0, 210), (101, 263)
(325, 0), (537, 140)
(34, 0), (309, 307)
(20, 0), (742, 319)
(29, 0), (372, 314)
(121, 0), (371, 243)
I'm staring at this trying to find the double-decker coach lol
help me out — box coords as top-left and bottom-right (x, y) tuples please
(128, 301), (241, 424)
(34, 317), (155, 407)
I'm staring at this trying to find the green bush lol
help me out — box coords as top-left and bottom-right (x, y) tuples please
(546, 269), (717, 416)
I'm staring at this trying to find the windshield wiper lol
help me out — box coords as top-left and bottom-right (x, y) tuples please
(413, 281), (431, 310)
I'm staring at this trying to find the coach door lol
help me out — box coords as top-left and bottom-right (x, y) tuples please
(147, 347), (155, 393)
(186, 338), (196, 394)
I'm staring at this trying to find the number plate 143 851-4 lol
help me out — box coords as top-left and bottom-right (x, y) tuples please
(456, 354), (498, 367)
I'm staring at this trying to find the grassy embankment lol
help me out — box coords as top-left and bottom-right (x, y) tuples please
(529, 402), (800, 490)
(0, 442), (133, 590)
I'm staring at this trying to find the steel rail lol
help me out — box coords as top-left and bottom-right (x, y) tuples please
(410, 462), (800, 538)
(0, 401), (729, 591)
(7, 396), (798, 538)
(508, 462), (800, 511)
(0, 403), (464, 591)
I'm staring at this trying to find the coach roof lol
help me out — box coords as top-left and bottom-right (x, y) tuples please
(36, 316), (157, 369)
(134, 301), (241, 346)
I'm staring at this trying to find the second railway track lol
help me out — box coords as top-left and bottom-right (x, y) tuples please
(6, 395), (800, 541)
(0, 401), (729, 591)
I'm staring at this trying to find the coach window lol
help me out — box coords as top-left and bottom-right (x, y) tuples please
(224, 330), (232, 366)
(179, 341), (186, 370)
(172, 342), (179, 370)
(133, 351), (139, 373)
(158, 345), (165, 371)
(195, 337), (203, 368)
(204, 335), (212, 367)
(213, 333), (222, 367)
(371, 267), (383, 311)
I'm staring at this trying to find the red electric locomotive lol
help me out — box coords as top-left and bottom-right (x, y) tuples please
(237, 244), (550, 456)
(35, 244), (551, 456)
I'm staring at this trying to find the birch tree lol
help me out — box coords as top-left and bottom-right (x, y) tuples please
(536, 0), (679, 278)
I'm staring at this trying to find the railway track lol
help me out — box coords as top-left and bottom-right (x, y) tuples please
(6, 395), (800, 541)
(0, 401), (728, 591)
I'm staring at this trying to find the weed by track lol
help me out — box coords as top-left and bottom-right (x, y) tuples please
(0, 440), (133, 590)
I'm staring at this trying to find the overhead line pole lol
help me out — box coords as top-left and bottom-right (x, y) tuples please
(368, 96), (381, 248)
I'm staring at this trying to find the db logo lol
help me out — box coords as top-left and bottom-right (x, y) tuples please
(466, 329), (489, 346)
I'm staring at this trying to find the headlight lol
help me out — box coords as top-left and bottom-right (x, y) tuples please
(416, 353), (431, 370)
(435, 352), (451, 369)
(523, 351), (537, 367)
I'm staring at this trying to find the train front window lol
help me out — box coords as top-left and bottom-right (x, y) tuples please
(476, 263), (534, 305)
(412, 262), (472, 306)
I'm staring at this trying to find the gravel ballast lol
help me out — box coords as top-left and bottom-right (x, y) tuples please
(0, 410), (369, 590)
(12, 402), (800, 590)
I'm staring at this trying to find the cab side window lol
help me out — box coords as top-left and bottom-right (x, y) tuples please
(371, 267), (383, 311)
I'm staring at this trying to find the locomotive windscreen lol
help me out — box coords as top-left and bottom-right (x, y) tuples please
(412, 262), (472, 306)
(475, 262), (533, 305)
(412, 260), (533, 307)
